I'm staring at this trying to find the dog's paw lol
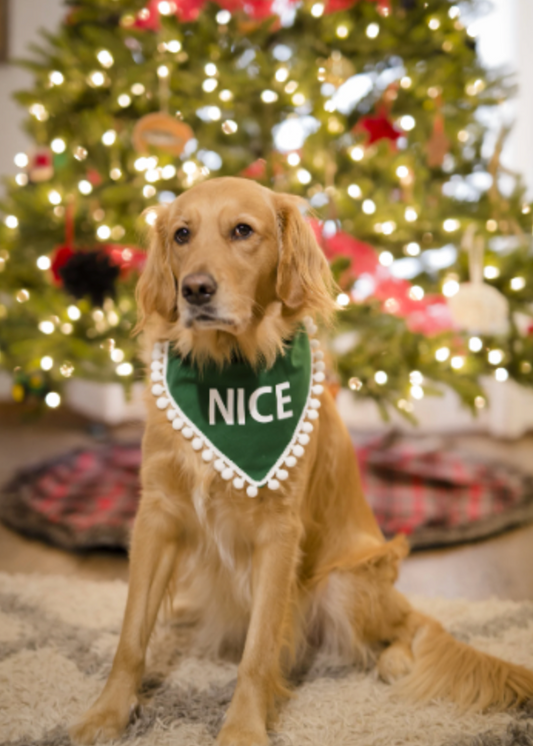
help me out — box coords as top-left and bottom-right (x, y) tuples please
(215, 722), (269, 746)
(377, 642), (414, 684)
(69, 700), (137, 745)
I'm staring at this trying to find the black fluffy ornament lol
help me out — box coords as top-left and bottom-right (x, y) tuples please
(59, 250), (120, 307)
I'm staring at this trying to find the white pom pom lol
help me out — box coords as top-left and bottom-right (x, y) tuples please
(151, 360), (163, 371)
(285, 456), (297, 468)
(214, 459), (225, 472)
(313, 372), (325, 383)
(268, 479), (280, 490)
(247, 485), (258, 498)
(276, 469), (289, 481)
(151, 384), (164, 396)
(313, 351), (324, 361)
(309, 398), (321, 409)
(152, 345), (163, 360)
(192, 437), (203, 451)
(313, 361), (326, 372)
(307, 409), (319, 420)
(298, 433), (310, 446)
(167, 409), (177, 421)
(310, 339), (320, 349)
(222, 468), (234, 481)
(233, 477), (244, 490)
(151, 371), (163, 382)
(156, 396), (169, 410)
(303, 315), (313, 328)
(302, 422), (314, 433)
(312, 384), (324, 395)
(448, 283), (509, 335)
(202, 449), (213, 462)
(182, 427), (193, 439)
(172, 417), (184, 430)
(293, 444), (304, 458)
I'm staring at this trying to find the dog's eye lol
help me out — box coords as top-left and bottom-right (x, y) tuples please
(232, 223), (253, 239)
(174, 227), (190, 244)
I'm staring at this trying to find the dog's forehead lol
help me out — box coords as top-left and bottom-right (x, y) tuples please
(168, 178), (276, 221)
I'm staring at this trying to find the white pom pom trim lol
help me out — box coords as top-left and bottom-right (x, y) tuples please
(150, 320), (324, 498)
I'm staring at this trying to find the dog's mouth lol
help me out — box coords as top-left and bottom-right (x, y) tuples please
(184, 310), (239, 330)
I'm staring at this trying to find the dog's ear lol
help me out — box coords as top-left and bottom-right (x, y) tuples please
(134, 205), (177, 333)
(274, 194), (337, 322)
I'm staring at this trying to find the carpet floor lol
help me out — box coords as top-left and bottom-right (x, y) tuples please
(1, 573), (533, 746)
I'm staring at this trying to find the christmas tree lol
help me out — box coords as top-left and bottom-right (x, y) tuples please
(1, 0), (532, 419)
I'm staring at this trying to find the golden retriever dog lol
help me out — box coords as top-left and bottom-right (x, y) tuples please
(71, 177), (533, 746)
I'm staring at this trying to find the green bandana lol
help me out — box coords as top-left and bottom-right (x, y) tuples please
(150, 318), (325, 497)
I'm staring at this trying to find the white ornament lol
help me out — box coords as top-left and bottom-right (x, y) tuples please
(151, 371), (163, 382)
(167, 408), (177, 421)
(247, 485), (258, 498)
(285, 456), (297, 468)
(222, 467), (234, 481)
(268, 479), (280, 490)
(313, 372), (325, 383)
(302, 422), (313, 433)
(298, 433), (310, 446)
(314, 361), (326, 372)
(202, 449), (214, 462)
(276, 469), (289, 480)
(151, 360), (163, 370)
(192, 437), (203, 451)
(172, 417), (184, 430)
(156, 396), (169, 409)
(307, 409), (319, 420)
(293, 444), (304, 458)
(312, 384), (324, 395)
(152, 384), (164, 396)
(448, 227), (509, 335)
(182, 427), (194, 439)
(214, 458), (225, 472)
(233, 477), (245, 490)
(309, 398), (321, 409)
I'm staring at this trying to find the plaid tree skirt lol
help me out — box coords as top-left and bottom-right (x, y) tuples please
(1, 437), (533, 550)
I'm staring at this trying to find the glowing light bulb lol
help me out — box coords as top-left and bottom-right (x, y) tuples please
(435, 347), (450, 362)
(78, 180), (92, 195)
(484, 266), (499, 280)
(49, 71), (64, 85)
(400, 115), (415, 131)
(39, 320), (55, 334)
(261, 90), (278, 103)
(442, 279), (459, 297)
(51, 138), (66, 154)
(405, 207), (418, 222)
(350, 146), (364, 161)
(89, 71), (105, 87)
(14, 153), (29, 168)
(379, 251), (393, 267)
(40, 356), (53, 371)
(222, 120), (238, 134)
(97, 225), (111, 240)
(410, 385), (424, 399)
(297, 169), (311, 184)
(336, 293), (350, 307)
(311, 3), (324, 17)
(67, 305), (81, 320)
(216, 9), (231, 23)
(5, 215), (18, 229)
(348, 184), (361, 199)
(362, 199), (376, 215)
(102, 130), (117, 146)
(48, 190), (62, 205)
(511, 277), (526, 291)
(157, 65), (170, 78)
(36, 256), (51, 270)
(409, 286), (424, 301)
(488, 349), (503, 365)
(116, 362), (133, 376)
(97, 49), (114, 68)
(118, 94), (131, 107)
(495, 368), (508, 382)
(469, 337), (483, 352)
(374, 371), (388, 385)
(366, 23), (379, 38)
(443, 218), (460, 232)
(45, 392), (61, 408)
(451, 356), (464, 369)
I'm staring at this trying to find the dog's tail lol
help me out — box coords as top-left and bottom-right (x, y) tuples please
(383, 607), (533, 711)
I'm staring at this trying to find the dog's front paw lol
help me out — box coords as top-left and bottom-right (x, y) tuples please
(69, 699), (137, 745)
(215, 722), (269, 746)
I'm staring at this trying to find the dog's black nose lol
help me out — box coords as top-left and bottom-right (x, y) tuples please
(181, 273), (218, 306)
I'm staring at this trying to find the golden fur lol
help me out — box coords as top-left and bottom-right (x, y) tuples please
(71, 177), (533, 746)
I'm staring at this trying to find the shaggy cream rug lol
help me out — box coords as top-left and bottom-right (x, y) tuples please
(0, 573), (532, 746)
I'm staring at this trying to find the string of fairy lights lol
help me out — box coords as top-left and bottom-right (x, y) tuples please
(1, 0), (532, 411)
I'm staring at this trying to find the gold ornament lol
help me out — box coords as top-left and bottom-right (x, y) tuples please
(322, 52), (355, 88)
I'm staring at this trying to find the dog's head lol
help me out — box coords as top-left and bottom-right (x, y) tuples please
(136, 177), (336, 363)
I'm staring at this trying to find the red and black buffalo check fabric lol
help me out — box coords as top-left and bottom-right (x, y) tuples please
(1, 436), (532, 550)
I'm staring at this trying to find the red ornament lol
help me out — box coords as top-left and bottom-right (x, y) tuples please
(51, 245), (75, 283)
(357, 108), (402, 146)
(28, 147), (54, 183)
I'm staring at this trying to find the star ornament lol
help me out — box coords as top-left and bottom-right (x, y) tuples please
(358, 110), (402, 146)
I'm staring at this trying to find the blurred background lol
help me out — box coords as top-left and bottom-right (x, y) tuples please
(1, 0), (533, 603)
